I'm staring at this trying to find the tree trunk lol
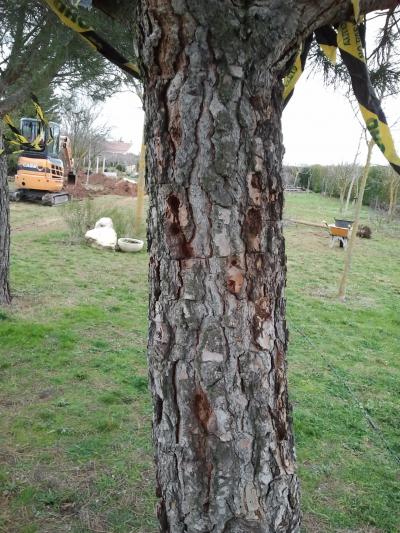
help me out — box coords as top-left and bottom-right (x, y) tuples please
(135, 0), (393, 530)
(388, 182), (394, 220)
(293, 171), (299, 188)
(138, 2), (301, 531)
(339, 188), (346, 213)
(387, 177), (399, 222)
(344, 132), (362, 214)
(344, 174), (357, 214)
(0, 135), (11, 305)
(392, 184), (399, 221)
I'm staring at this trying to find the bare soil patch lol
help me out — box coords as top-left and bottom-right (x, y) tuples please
(65, 173), (137, 199)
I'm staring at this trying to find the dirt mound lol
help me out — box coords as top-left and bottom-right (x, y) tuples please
(114, 180), (137, 196)
(65, 173), (137, 199)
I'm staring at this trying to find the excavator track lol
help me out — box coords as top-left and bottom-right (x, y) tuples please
(10, 189), (71, 206)
(41, 192), (71, 206)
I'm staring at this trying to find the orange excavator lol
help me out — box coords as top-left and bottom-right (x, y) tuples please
(10, 117), (76, 205)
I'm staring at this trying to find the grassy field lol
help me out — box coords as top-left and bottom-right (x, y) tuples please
(0, 193), (399, 532)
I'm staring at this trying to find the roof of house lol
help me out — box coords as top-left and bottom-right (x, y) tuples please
(103, 140), (133, 155)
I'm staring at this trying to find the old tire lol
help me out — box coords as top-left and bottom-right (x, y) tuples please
(118, 238), (144, 253)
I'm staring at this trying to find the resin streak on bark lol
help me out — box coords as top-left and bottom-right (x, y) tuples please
(138, 1), (314, 531)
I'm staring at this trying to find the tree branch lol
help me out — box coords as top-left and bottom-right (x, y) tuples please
(91, 0), (136, 24)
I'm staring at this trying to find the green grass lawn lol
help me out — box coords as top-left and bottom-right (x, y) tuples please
(0, 193), (399, 532)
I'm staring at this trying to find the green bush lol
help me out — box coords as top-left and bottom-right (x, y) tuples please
(7, 153), (19, 177)
(61, 199), (99, 242)
(297, 164), (395, 210)
(61, 199), (135, 242)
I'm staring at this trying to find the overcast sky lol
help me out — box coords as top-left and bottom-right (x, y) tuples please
(100, 14), (399, 168)
(282, 73), (399, 167)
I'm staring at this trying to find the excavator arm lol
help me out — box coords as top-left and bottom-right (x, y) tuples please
(61, 136), (76, 184)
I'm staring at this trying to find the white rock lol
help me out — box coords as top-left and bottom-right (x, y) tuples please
(85, 218), (117, 250)
(95, 217), (114, 229)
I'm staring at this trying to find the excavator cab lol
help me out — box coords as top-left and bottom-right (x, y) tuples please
(20, 118), (46, 150)
(20, 118), (61, 157)
(12, 118), (75, 205)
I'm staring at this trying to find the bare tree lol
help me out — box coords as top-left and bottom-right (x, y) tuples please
(338, 138), (375, 300)
(383, 166), (400, 219)
(61, 96), (110, 173)
(334, 163), (354, 212)
(344, 131), (363, 213)
(283, 166), (299, 188)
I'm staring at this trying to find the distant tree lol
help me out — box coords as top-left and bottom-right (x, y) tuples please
(334, 163), (354, 212)
(344, 132), (363, 213)
(383, 166), (400, 219)
(310, 164), (324, 193)
(319, 165), (331, 196)
(61, 96), (110, 174)
(0, 2), (126, 115)
(338, 137), (375, 301)
(298, 167), (312, 190)
(283, 166), (300, 188)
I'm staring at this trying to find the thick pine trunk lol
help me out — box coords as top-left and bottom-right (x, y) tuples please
(0, 136), (11, 306)
(138, 2), (306, 530)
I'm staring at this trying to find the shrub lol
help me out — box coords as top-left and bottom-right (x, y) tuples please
(61, 199), (99, 243)
(61, 199), (135, 242)
(356, 225), (372, 239)
(98, 206), (135, 239)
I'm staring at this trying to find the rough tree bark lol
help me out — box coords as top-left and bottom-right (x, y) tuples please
(135, 1), (398, 531)
(0, 133), (11, 305)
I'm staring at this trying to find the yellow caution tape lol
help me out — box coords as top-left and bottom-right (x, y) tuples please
(337, 21), (400, 174)
(283, 29), (337, 107)
(283, 52), (302, 102)
(315, 26), (337, 65)
(44, 0), (141, 80)
(1, 96), (49, 155)
(31, 94), (49, 125)
(352, 0), (360, 22)
(283, 18), (400, 175)
(3, 115), (31, 145)
(283, 36), (313, 107)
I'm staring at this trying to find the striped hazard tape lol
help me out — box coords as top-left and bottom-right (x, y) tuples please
(315, 25), (338, 65)
(0, 95), (49, 156)
(337, 20), (400, 174)
(352, 0), (360, 23)
(31, 93), (49, 126)
(283, 28), (336, 109)
(283, 35), (313, 105)
(283, 12), (400, 175)
(43, 0), (141, 80)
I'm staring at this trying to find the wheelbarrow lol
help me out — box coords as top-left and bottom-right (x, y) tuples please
(323, 221), (353, 249)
